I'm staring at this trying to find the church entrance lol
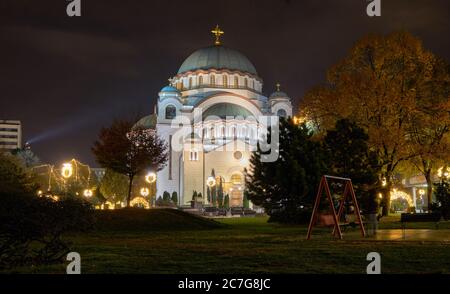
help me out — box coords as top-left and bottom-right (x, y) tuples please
(229, 174), (243, 207)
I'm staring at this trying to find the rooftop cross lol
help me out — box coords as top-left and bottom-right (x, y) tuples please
(211, 25), (224, 46)
(276, 82), (281, 92)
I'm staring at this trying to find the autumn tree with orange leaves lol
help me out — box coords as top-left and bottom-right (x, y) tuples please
(300, 31), (450, 215)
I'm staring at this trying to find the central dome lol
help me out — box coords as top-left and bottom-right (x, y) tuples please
(178, 46), (257, 76)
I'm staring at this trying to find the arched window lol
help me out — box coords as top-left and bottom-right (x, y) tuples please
(234, 76), (239, 88)
(189, 77), (192, 88)
(223, 75), (228, 87)
(189, 150), (199, 161)
(165, 105), (176, 119)
(199, 76), (203, 85)
(210, 75), (215, 86)
(220, 125), (225, 138)
(210, 127), (215, 139)
(244, 78), (248, 88)
(277, 109), (287, 118)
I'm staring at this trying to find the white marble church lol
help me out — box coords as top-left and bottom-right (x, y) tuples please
(136, 26), (292, 206)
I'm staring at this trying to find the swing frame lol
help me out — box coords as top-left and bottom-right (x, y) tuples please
(306, 175), (366, 240)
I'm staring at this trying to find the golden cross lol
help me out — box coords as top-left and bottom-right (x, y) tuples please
(211, 25), (224, 46)
(276, 82), (281, 92)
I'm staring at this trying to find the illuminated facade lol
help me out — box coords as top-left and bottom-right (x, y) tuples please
(135, 27), (292, 206)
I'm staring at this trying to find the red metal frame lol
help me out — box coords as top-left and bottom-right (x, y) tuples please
(306, 175), (366, 240)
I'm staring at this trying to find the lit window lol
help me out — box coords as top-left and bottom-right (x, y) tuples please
(199, 76), (203, 85)
(231, 174), (242, 185)
(223, 75), (228, 87)
(189, 77), (192, 88)
(234, 76), (239, 88)
(244, 78), (248, 88)
(210, 75), (215, 86)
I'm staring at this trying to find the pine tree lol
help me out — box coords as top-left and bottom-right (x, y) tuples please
(244, 118), (327, 223)
(171, 191), (178, 205)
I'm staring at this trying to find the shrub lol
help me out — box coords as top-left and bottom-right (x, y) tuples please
(434, 180), (450, 220)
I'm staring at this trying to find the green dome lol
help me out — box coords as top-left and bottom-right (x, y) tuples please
(178, 46), (257, 75)
(133, 114), (157, 130)
(202, 103), (253, 120)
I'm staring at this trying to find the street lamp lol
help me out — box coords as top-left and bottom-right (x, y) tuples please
(207, 176), (216, 187)
(140, 187), (150, 197)
(83, 189), (93, 198)
(145, 172), (157, 184)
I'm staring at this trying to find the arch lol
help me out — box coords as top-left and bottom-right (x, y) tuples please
(130, 197), (150, 209)
(277, 109), (287, 118)
(165, 105), (177, 119)
(195, 92), (263, 120)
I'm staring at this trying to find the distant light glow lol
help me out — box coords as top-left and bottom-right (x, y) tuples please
(61, 163), (73, 178)
(140, 187), (150, 197)
(145, 172), (157, 184)
(83, 189), (93, 197)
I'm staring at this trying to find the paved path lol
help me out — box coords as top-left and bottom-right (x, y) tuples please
(367, 229), (450, 241)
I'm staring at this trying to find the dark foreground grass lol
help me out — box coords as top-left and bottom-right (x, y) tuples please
(5, 212), (450, 274)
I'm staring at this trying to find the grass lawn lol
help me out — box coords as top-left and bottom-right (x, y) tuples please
(6, 210), (450, 274)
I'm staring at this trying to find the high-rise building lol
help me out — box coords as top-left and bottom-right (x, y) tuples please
(0, 120), (22, 151)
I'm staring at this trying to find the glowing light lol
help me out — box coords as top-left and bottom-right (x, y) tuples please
(37, 190), (43, 196)
(61, 162), (73, 178)
(140, 187), (150, 197)
(381, 177), (387, 187)
(145, 172), (157, 184)
(418, 189), (425, 196)
(130, 196), (150, 209)
(83, 189), (93, 197)
(390, 189), (413, 207)
(378, 193), (383, 199)
(207, 176), (216, 187)
(437, 166), (450, 179)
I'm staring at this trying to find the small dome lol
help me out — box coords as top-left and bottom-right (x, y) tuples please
(269, 91), (289, 99)
(133, 114), (157, 130)
(269, 83), (289, 100)
(178, 46), (257, 75)
(160, 85), (180, 93)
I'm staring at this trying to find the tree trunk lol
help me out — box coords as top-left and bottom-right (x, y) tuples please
(381, 171), (393, 216)
(425, 169), (433, 211)
(126, 175), (134, 207)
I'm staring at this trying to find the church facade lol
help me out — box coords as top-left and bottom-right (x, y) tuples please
(136, 27), (292, 206)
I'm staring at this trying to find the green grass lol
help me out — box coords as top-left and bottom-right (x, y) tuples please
(5, 211), (450, 274)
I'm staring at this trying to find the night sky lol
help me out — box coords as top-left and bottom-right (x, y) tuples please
(1, 0), (449, 166)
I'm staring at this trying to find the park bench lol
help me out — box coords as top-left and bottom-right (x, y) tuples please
(400, 212), (442, 230)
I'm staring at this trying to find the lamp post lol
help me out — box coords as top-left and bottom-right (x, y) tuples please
(83, 189), (93, 198)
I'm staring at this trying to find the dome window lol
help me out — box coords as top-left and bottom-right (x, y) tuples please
(165, 105), (177, 120)
(210, 75), (215, 86)
(223, 75), (228, 87)
(234, 76), (239, 88)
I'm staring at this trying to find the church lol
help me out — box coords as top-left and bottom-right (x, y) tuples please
(135, 26), (293, 206)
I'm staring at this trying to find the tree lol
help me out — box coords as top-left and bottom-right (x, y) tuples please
(243, 191), (250, 209)
(433, 179), (450, 220)
(99, 169), (129, 204)
(407, 57), (450, 208)
(244, 118), (328, 223)
(171, 191), (178, 205)
(192, 190), (198, 201)
(0, 152), (38, 195)
(163, 191), (171, 202)
(12, 148), (40, 168)
(92, 119), (168, 207)
(223, 194), (230, 209)
(300, 31), (447, 214)
(217, 177), (224, 208)
(323, 119), (382, 213)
